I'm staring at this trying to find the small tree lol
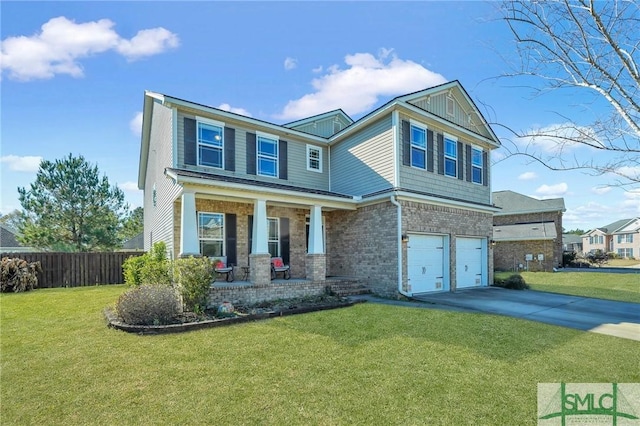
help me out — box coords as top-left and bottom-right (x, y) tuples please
(18, 154), (127, 251)
(174, 256), (213, 313)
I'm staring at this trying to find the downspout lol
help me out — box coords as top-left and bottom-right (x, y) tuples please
(390, 195), (410, 297)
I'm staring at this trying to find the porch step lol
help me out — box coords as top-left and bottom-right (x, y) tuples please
(327, 279), (371, 297)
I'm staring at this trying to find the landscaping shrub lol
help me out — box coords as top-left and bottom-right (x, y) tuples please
(1, 257), (41, 293)
(174, 256), (213, 313)
(562, 251), (576, 267)
(123, 241), (171, 286)
(115, 284), (180, 325)
(493, 273), (529, 290)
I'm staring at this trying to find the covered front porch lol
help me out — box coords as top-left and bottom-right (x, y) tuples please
(167, 168), (358, 287)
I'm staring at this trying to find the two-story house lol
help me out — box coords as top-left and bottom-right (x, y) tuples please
(582, 218), (634, 255)
(138, 81), (500, 300)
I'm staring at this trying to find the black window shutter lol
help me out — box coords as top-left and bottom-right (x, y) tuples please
(279, 140), (288, 180)
(457, 141), (464, 180)
(482, 151), (489, 186)
(427, 129), (434, 172)
(224, 127), (235, 172)
(246, 132), (256, 175)
(184, 117), (197, 166)
(437, 133), (444, 175)
(465, 144), (472, 182)
(280, 217), (290, 265)
(248, 215), (253, 254)
(225, 213), (237, 265)
(402, 120), (410, 166)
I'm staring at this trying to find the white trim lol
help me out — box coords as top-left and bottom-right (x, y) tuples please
(256, 133), (279, 178)
(256, 130), (279, 141)
(196, 120), (224, 170)
(409, 121), (428, 170)
(197, 211), (225, 256)
(172, 107), (178, 168)
(196, 116), (225, 127)
(391, 111), (399, 186)
(306, 144), (323, 173)
(267, 217), (281, 257)
(443, 134), (458, 178)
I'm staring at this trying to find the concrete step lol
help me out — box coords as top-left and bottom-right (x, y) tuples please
(328, 280), (371, 297)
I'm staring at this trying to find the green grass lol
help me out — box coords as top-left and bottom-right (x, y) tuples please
(495, 271), (640, 303)
(2, 286), (639, 425)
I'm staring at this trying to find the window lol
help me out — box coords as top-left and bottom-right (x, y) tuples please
(306, 145), (322, 172)
(617, 248), (633, 258)
(444, 137), (457, 177)
(618, 234), (634, 244)
(471, 147), (483, 184)
(197, 119), (224, 168)
(410, 124), (426, 169)
(446, 95), (455, 116)
(590, 235), (604, 245)
(198, 212), (224, 257)
(257, 133), (278, 177)
(267, 217), (280, 258)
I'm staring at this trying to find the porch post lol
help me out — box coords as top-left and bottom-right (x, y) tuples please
(180, 190), (200, 257)
(306, 204), (326, 281)
(250, 199), (271, 285)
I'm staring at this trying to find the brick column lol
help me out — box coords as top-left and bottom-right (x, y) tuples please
(306, 253), (326, 282)
(250, 253), (271, 286)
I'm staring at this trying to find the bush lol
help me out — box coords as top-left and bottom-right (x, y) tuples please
(123, 242), (171, 286)
(174, 256), (213, 313)
(115, 284), (180, 325)
(494, 273), (529, 290)
(1, 257), (41, 293)
(562, 251), (576, 267)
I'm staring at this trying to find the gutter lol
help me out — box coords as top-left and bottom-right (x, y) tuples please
(390, 195), (411, 298)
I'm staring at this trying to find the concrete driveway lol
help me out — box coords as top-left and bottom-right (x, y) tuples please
(412, 287), (640, 341)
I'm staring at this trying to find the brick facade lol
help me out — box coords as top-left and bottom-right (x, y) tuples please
(493, 211), (563, 272)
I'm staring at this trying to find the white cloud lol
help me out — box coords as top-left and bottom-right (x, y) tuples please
(118, 181), (140, 192)
(312, 65), (323, 73)
(276, 50), (447, 120)
(129, 111), (143, 137)
(217, 103), (252, 117)
(0, 155), (42, 172)
(534, 182), (568, 198)
(614, 166), (640, 181)
(515, 123), (595, 154)
(284, 57), (297, 70)
(591, 186), (612, 195)
(1, 16), (179, 81)
(518, 171), (537, 180)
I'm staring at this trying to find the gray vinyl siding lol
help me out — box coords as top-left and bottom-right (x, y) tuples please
(144, 101), (181, 256)
(175, 108), (330, 191)
(289, 115), (352, 137)
(408, 89), (492, 140)
(330, 114), (394, 196)
(398, 113), (491, 205)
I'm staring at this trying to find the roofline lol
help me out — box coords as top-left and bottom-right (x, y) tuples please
(494, 206), (566, 215)
(282, 108), (354, 127)
(359, 188), (500, 213)
(137, 93), (155, 189)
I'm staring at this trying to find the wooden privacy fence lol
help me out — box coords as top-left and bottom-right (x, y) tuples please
(0, 252), (143, 287)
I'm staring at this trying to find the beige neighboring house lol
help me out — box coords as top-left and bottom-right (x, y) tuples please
(492, 191), (565, 272)
(139, 80), (501, 300)
(581, 218), (635, 256)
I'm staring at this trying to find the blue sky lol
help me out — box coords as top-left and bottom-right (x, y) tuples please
(2, 1), (638, 231)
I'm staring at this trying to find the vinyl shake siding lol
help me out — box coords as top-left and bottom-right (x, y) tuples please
(330, 115), (394, 196)
(143, 101), (181, 255)
(175, 109), (330, 191)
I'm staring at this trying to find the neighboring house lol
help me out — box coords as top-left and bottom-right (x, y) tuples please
(611, 217), (640, 258)
(0, 224), (36, 253)
(492, 191), (565, 272)
(139, 80), (500, 299)
(122, 233), (144, 251)
(581, 218), (632, 255)
(562, 234), (583, 253)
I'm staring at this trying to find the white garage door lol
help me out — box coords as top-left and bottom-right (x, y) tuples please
(456, 237), (485, 289)
(407, 234), (447, 293)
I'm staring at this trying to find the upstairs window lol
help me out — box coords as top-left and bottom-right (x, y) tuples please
(472, 146), (483, 184)
(444, 137), (457, 177)
(257, 133), (278, 177)
(197, 119), (224, 168)
(307, 145), (322, 172)
(618, 234), (634, 244)
(410, 124), (426, 169)
(198, 212), (224, 257)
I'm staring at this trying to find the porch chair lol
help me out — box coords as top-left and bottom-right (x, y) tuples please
(212, 256), (234, 282)
(270, 257), (291, 280)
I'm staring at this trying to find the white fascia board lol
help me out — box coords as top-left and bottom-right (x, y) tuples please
(494, 207), (564, 216)
(159, 94), (328, 144)
(493, 236), (556, 242)
(360, 190), (500, 214)
(398, 102), (500, 148)
(137, 93), (156, 189)
(164, 170), (357, 210)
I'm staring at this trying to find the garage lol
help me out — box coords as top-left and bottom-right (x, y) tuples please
(407, 234), (449, 293)
(455, 237), (487, 289)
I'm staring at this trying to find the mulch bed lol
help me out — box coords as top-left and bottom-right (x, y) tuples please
(105, 295), (364, 335)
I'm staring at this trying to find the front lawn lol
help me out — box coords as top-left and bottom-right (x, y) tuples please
(2, 285), (638, 425)
(495, 271), (640, 303)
